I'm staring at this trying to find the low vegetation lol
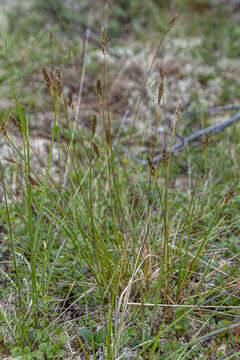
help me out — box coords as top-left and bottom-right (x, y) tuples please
(0, 1), (240, 359)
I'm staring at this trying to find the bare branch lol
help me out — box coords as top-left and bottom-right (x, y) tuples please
(211, 0), (240, 7)
(182, 104), (240, 116)
(120, 108), (240, 166)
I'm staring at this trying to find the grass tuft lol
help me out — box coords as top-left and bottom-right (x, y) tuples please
(0, 5), (239, 360)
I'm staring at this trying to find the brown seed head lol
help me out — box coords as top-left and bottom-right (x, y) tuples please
(52, 68), (62, 97)
(10, 114), (22, 132)
(50, 70), (55, 80)
(28, 175), (41, 188)
(220, 190), (236, 209)
(42, 68), (54, 96)
(67, 91), (74, 109)
(105, 128), (111, 145)
(0, 123), (7, 137)
(91, 140), (100, 158)
(101, 27), (108, 52)
(4, 157), (21, 166)
(166, 14), (177, 33)
(43, 68), (52, 89)
(97, 80), (103, 104)
(132, 194), (139, 210)
(203, 133), (209, 146)
(55, 68), (61, 80)
(202, 133), (209, 159)
(158, 81), (164, 106)
(162, 148), (168, 172)
(91, 115), (97, 137)
(176, 100), (182, 120)
(147, 156), (155, 176)
(225, 190), (235, 203)
(4, 157), (17, 164)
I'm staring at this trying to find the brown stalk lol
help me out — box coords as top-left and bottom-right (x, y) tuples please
(147, 156), (155, 176)
(202, 133), (209, 160)
(90, 115), (97, 137)
(96, 79), (103, 105)
(173, 100), (182, 137)
(42, 68), (54, 97)
(67, 91), (74, 110)
(162, 148), (168, 177)
(91, 141), (100, 158)
(220, 190), (236, 209)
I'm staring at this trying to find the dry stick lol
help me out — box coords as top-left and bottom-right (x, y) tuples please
(182, 104), (240, 116)
(120, 109), (240, 166)
(75, 28), (90, 126)
(126, 302), (240, 309)
(211, 0), (240, 6)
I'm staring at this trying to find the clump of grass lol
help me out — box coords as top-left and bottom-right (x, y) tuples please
(0, 18), (239, 360)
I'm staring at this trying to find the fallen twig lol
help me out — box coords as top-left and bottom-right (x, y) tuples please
(120, 107), (240, 166)
(182, 104), (240, 116)
(211, 0), (240, 7)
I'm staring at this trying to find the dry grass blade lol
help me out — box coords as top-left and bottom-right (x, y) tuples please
(3, 157), (21, 166)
